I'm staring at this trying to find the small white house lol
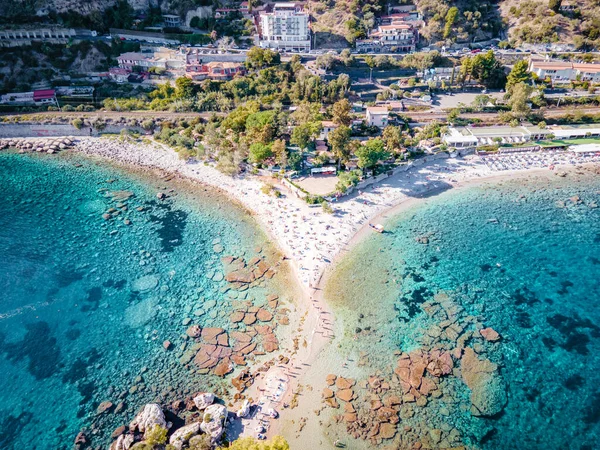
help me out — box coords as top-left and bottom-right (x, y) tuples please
(366, 106), (389, 128)
(320, 120), (339, 140)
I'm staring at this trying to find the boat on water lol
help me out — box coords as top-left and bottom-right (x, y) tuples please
(369, 223), (384, 233)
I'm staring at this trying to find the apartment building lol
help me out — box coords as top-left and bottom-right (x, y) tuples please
(259, 3), (311, 52)
(529, 59), (600, 83)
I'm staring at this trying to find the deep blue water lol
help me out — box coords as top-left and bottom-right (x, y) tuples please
(0, 151), (283, 449)
(327, 171), (600, 449)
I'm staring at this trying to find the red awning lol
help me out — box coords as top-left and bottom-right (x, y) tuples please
(33, 89), (56, 100)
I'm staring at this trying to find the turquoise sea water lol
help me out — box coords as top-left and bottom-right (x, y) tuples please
(0, 151), (288, 449)
(326, 171), (600, 449)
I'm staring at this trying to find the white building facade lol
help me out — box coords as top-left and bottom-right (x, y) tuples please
(259, 3), (311, 52)
(529, 59), (600, 83)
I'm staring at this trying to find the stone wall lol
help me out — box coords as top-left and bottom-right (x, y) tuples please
(0, 123), (140, 137)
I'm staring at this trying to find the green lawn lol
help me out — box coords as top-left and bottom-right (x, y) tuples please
(545, 138), (600, 146)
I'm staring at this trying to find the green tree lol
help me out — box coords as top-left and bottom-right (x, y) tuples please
(315, 54), (336, 71)
(175, 77), (195, 99)
(506, 60), (531, 93)
(291, 122), (321, 149)
(355, 138), (390, 172)
(246, 47), (280, 69)
(382, 125), (402, 153)
(444, 7), (459, 39)
(249, 142), (273, 164)
(472, 94), (492, 111)
(223, 435), (290, 450)
(271, 139), (288, 168)
(331, 99), (352, 126)
(549, 0), (562, 13)
(145, 425), (167, 446)
(328, 125), (351, 170)
(460, 51), (506, 88)
(508, 82), (533, 119)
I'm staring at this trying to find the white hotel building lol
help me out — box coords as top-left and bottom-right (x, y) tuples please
(259, 3), (311, 52)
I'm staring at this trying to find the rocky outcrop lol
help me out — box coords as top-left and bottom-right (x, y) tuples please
(461, 348), (507, 416)
(110, 433), (134, 450)
(193, 392), (215, 410)
(129, 403), (168, 437)
(236, 399), (250, 418)
(200, 404), (228, 441)
(169, 422), (202, 450)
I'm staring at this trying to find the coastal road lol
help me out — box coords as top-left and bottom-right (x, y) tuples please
(3, 106), (599, 125)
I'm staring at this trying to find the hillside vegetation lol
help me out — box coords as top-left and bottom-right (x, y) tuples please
(500, 0), (600, 49)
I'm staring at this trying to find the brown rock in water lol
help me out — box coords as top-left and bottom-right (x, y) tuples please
(74, 431), (87, 449)
(225, 270), (255, 284)
(419, 377), (437, 396)
(344, 402), (356, 413)
(230, 311), (245, 323)
(344, 412), (358, 423)
(186, 325), (202, 338)
(336, 389), (354, 402)
(111, 426), (126, 438)
(217, 332), (229, 347)
(263, 338), (279, 353)
(461, 347), (507, 416)
(379, 423), (397, 439)
(326, 374), (337, 386)
(325, 397), (340, 408)
(480, 327), (501, 342)
(96, 401), (113, 415)
(335, 377), (355, 390)
(231, 331), (252, 343)
(201, 327), (225, 344)
(232, 355), (246, 366)
(256, 308), (273, 322)
(254, 261), (270, 278)
(214, 360), (233, 376)
(162, 340), (172, 350)
(409, 361), (427, 389)
(322, 388), (334, 399)
(243, 313), (257, 325)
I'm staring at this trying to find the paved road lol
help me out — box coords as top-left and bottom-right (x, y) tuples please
(3, 106), (599, 124)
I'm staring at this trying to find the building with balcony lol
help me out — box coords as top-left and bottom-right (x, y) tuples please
(529, 58), (600, 83)
(366, 106), (389, 128)
(356, 21), (418, 53)
(259, 3), (311, 52)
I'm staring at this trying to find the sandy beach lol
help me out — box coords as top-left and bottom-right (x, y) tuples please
(3, 134), (600, 444)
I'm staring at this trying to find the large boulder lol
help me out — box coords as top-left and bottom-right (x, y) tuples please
(169, 422), (202, 450)
(236, 400), (250, 418)
(129, 403), (167, 437)
(193, 392), (215, 410)
(200, 404), (228, 441)
(110, 433), (134, 450)
(461, 348), (507, 416)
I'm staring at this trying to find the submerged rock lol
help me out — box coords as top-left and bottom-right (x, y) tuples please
(461, 348), (507, 416)
(131, 275), (159, 293)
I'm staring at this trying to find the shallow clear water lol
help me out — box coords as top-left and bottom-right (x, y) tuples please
(0, 151), (290, 449)
(325, 171), (600, 449)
